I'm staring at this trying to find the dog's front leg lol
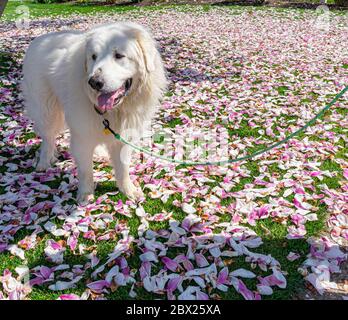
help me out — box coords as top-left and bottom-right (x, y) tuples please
(71, 134), (95, 204)
(109, 142), (144, 201)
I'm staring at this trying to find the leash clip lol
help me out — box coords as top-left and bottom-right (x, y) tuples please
(102, 118), (110, 129)
(102, 119), (111, 135)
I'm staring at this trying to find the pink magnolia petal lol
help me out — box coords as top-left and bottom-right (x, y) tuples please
(57, 294), (81, 300)
(161, 257), (179, 272)
(87, 280), (110, 293)
(195, 253), (209, 267)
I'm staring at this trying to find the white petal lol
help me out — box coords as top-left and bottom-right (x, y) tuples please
(230, 268), (256, 279)
(182, 203), (196, 214)
(257, 285), (273, 295)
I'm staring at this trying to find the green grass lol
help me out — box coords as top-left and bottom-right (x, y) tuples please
(3, 0), (347, 23)
(2, 1), (141, 21)
(2, 1), (223, 21)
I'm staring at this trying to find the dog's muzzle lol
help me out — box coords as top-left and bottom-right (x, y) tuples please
(94, 78), (133, 115)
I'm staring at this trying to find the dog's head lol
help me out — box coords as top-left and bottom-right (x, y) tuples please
(84, 22), (158, 114)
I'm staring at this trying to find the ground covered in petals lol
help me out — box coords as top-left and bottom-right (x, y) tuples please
(0, 4), (347, 300)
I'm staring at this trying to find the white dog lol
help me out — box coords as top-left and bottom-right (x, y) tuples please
(22, 22), (167, 203)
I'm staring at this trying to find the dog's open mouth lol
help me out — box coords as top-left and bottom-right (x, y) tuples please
(94, 78), (132, 114)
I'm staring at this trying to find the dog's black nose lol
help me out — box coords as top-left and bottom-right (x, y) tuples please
(88, 76), (104, 91)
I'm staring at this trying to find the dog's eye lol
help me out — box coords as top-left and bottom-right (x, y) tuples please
(114, 52), (125, 60)
(91, 54), (97, 61)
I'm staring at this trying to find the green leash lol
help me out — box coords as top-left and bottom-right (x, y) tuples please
(102, 85), (348, 166)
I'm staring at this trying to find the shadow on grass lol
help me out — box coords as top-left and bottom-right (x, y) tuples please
(70, 1), (139, 8)
(213, 0), (266, 7)
(213, 0), (348, 11)
(159, 37), (243, 85)
(277, 2), (348, 11)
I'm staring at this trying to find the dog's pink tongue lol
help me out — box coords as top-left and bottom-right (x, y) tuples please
(97, 86), (126, 113)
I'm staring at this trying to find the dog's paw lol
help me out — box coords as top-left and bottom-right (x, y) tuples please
(36, 156), (58, 171)
(119, 181), (144, 202)
(77, 191), (95, 205)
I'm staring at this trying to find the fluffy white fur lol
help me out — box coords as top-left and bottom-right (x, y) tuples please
(22, 22), (167, 203)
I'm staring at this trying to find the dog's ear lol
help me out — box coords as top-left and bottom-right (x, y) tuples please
(132, 26), (157, 73)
